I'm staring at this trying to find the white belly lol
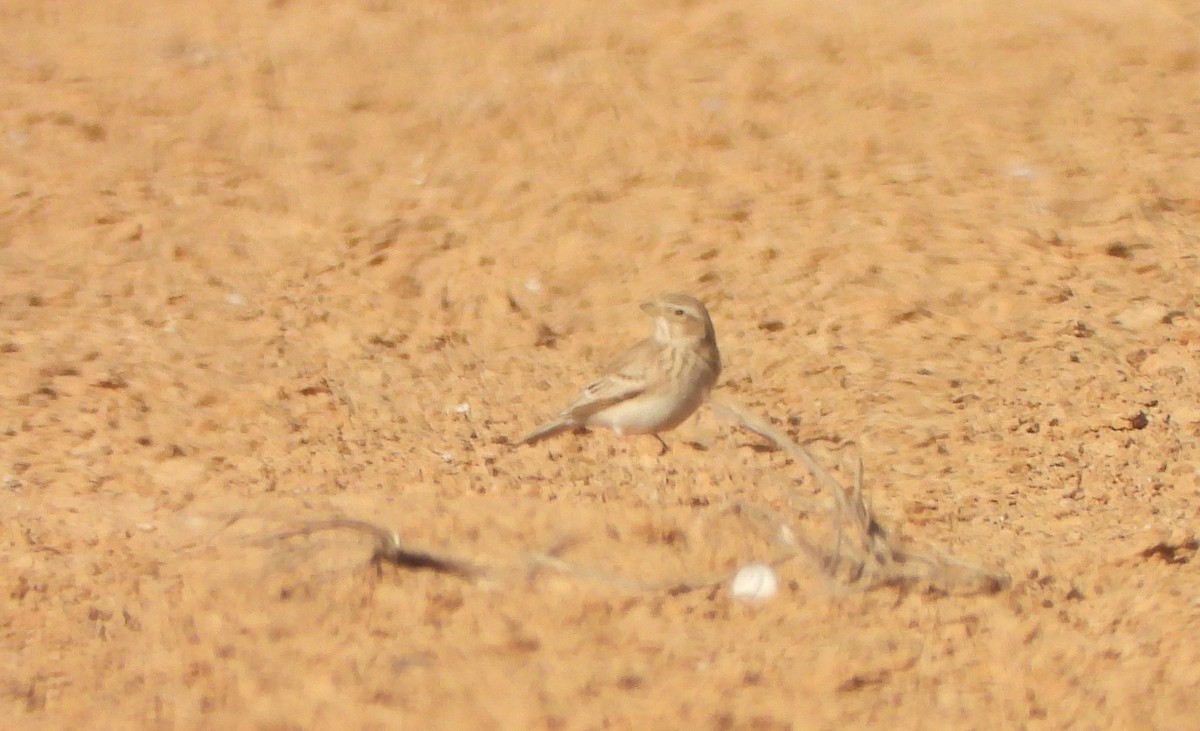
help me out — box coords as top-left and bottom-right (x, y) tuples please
(585, 389), (706, 435)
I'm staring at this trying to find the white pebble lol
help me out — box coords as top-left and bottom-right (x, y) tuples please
(731, 563), (779, 601)
(524, 277), (543, 293)
(225, 293), (246, 307)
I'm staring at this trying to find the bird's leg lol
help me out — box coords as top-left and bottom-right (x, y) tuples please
(654, 434), (670, 456)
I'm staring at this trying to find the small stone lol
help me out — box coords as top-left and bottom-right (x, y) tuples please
(731, 564), (779, 601)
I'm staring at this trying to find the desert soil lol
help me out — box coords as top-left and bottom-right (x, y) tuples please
(4, 0), (1200, 728)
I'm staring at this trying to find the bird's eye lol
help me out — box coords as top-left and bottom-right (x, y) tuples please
(673, 308), (686, 317)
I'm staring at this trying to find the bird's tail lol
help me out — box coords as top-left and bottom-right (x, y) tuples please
(515, 418), (574, 446)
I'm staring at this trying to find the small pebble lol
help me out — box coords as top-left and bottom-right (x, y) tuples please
(731, 563), (779, 601)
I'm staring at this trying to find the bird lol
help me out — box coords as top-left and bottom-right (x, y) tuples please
(515, 293), (721, 454)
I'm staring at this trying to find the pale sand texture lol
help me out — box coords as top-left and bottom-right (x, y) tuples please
(3, 1), (1200, 728)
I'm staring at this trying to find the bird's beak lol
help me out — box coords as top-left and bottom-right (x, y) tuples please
(640, 301), (658, 315)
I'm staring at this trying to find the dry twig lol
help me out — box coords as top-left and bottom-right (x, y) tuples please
(270, 517), (487, 579)
(711, 397), (1009, 595)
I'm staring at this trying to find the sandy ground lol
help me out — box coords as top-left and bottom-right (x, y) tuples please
(4, 0), (1200, 728)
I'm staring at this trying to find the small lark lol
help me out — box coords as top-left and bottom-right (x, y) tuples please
(515, 293), (721, 454)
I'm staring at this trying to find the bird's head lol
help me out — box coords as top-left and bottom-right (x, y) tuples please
(642, 293), (716, 346)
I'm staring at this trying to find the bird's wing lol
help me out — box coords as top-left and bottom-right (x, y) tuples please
(561, 338), (660, 421)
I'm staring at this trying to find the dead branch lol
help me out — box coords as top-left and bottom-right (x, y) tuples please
(270, 517), (488, 579)
(711, 397), (1010, 595)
